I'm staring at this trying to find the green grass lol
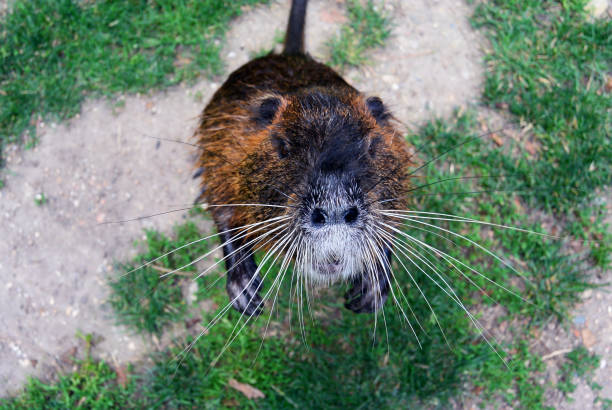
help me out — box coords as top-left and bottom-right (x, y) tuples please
(557, 346), (600, 397)
(0, 0), (269, 164)
(33, 192), (46, 206)
(411, 114), (600, 326)
(0, 333), (136, 409)
(249, 29), (285, 59)
(328, 0), (390, 69)
(108, 222), (214, 335)
(471, 0), (612, 213)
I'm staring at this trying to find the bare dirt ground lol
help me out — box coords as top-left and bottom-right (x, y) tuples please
(0, 0), (610, 406)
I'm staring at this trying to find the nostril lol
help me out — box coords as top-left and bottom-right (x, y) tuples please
(311, 208), (327, 226)
(344, 207), (359, 224)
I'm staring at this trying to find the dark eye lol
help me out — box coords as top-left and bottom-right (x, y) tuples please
(272, 136), (289, 159)
(366, 96), (390, 123)
(368, 136), (382, 158)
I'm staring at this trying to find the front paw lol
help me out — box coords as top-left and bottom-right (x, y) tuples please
(227, 274), (264, 317)
(344, 275), (389, 314)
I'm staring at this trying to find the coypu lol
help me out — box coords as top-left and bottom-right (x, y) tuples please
(194, 0), (415, 317)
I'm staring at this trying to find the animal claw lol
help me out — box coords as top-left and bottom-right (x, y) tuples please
(227, 273), (264, 317)
(344, 247), (392, 314)
(344, 280), (388, 313)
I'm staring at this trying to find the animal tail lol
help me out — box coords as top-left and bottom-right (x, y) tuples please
(283, 0), (308, 55)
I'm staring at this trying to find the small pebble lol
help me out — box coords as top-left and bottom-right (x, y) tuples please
(586, 0), (608, 18)
(187, 281), (198, 305)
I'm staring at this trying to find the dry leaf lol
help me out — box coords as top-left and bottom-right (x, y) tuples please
(60, 346), (77, 366)
(479, 119), (488, 132)
(494, 101), (508, 110)
(320, 8), (347, 24)
(173, 56), (192, 68)
(228, 378), (265, 399)
(513, 197), (524, 213)
(581, 328), (597, 348)
(222, 398), (240, 407)
(115, 365), (127, 387)
(605, 75), (612, 92)
(525, 140), (538, 155)
(184, 317), (201, 329)
(490, 132), (504, 146)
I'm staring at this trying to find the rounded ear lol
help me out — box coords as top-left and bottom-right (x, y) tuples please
(254, 96), (282, 127)
(366, 96), (390, 123)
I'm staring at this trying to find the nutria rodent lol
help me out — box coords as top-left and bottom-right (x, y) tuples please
(195, 0), (414, 317)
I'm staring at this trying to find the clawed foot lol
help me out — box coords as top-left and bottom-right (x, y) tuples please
(227, 273), (264, 317)
(344, 247), (392, 313)
(344, 275), (389, 313)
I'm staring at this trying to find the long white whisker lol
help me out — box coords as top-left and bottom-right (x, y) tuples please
(363, 237), (392, 353)
(123, 215), (289, 276)
(192, 221), (290, 280)
(211, 229), (297, 366)
(401, 231), (503, 307)
(369, 229), (428, 338)
(206, 203), (291, 209)
(162, 219), (286, 280)
(379, 222), (508, 366)
(383, 232), (486, 350)
(360, 236), (379, 344)
(172, 227), (291, 371)
(382, 215), (532, 287)
(303, 258), (315, 325)
(253, 235), (300, 364)
(298, 262), (308, 347)
(385, 220), (531, 304)
(198, 224), (291, 294)
(378, 225), (483, 342)
(380, 210), (559, 241)
(372, 229), (441, 347)
(287, 232), (306, 337)
(287, 243), (298, 336)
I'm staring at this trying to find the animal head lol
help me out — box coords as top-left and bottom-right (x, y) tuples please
(240, 88), (413, 284)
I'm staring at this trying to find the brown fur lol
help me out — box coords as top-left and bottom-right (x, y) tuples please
(195, 54), (414, 236)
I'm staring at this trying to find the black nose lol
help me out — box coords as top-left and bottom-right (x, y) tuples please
(343, 206), (359, 224)
(311, 208), (327, 226)
(310, 206), (359, 227)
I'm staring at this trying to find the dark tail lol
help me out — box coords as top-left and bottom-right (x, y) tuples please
(283, 0), (308, 55)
